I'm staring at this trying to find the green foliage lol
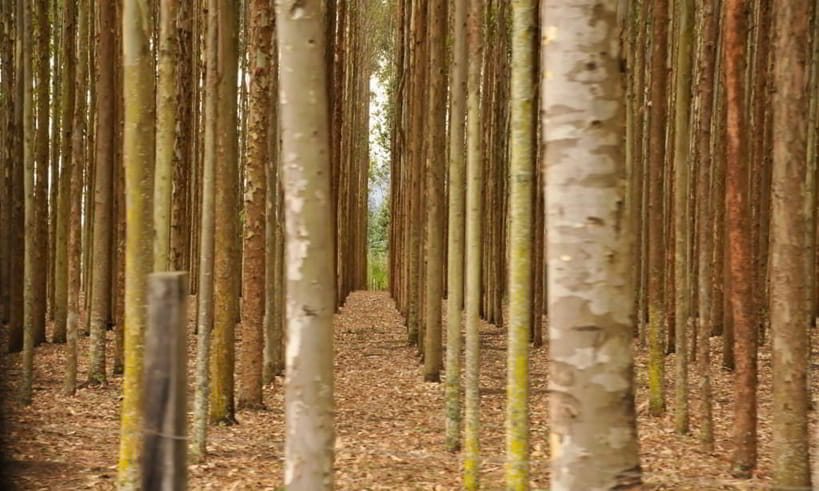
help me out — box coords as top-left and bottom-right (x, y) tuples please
(368, 250), (388, 291)
(368, 194), (389, 253)
(367, 186), (389, 290)
(364, 0), (392, 291)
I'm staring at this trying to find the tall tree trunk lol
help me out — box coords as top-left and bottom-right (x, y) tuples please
(238, 0), (272, 409)
(32, 0), (50, 346)
(277, 0), (336, 487)
(82, 0), (96, 322)
(445, 0), (468, 453)
(710, 6), (729, 366)
(209, 0), (239, 425)
(749, 0), (773, 345)
(628, 0), (646, 342)
(694, 0), (719, 451)
(647, 0), (670, 416)
(464, 0), (483, 487)
(724, 0), (757, 477)
(542, 0), (642, 487)
(154, 0), (178, 272)
(65, 0), (89, 395)
(263, 3), (283, 385)
(770, 0), (812, 486)
(8, 0), (25, 354)
(672, 0), (694, 435)
(0, 0), (13, 328)
(113, 0), (125, 376)
(116, 0), (155, 486)
(170, 0), (193, 272)
(47, 0), (61, 325)
(637, 10), (652, 345)
(21, 0), (34, 405)
(506, 0), (535, 486)
(52, 0), (71, 341)
(191, 0), (218, 461)
(88, 0), (115, 385)
(406, 0), (427, 347)
(422, 0), (447, 383)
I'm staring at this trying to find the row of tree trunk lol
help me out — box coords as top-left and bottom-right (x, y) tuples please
(0, 0), (378, 487)
(387, 0), (819, 488)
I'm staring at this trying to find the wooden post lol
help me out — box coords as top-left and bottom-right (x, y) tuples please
(142, 272), (188, 490)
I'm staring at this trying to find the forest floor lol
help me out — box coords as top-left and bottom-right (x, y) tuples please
(1, 290), (818, 490)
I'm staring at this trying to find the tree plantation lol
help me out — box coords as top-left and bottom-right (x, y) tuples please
(2, 0), (819, 489)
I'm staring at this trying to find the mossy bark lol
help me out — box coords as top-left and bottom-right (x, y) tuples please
(116, 0), (155, 486)
(506, 0), (535, 486)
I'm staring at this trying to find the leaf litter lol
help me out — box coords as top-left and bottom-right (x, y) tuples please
(1, 290), (817, 489)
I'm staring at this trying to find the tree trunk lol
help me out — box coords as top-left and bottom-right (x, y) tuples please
(445, 0), (468, 453)
(88, 0), (115, 385)
(724, 0), (757, 476)
(116, 0), (156, 486)
(65, 0), (89, 394)
(154, 0), (178, 272)
(422, 0), (447, 383)
(238, 0), (272, 409)
(406, 0), (427, 347)
(770, 0), (812, 486)
(113, 0), (125, 375)
(170, 0), (193, 273)
(506, 0), (535, 486)
(0, 0), (13, 329)
(21, 0), (34, 405)
(8, 0), (25, 355)
(464, 0), (483, 487)
(32, 0), (50, 346)
(47, 0), (61, 325)
(694, 0), (719, 451)
(277, 0), (336, 487)
(647, 0), (670, 416)
(191, 0), (219, 461)
(208, 0), (240, 425)
(672, 0), (694, 435)
(263, 3), (283, 385)
(543, 1), (642, 487)
(82, 1), (96, 323)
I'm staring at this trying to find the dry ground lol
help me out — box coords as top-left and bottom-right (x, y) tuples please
(1, 290), (817, 489)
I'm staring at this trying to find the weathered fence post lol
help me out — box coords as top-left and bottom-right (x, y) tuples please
(142, 272), (188, 490)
